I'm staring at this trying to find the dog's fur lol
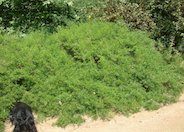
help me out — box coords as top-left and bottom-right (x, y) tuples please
(9, 102), (37, 132)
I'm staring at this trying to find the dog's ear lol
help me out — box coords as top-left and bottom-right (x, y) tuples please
(9, 106), (16, 125)
(9, 114), (14, 125)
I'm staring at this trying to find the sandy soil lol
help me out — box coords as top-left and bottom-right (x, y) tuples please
(5, 93), (184, 132)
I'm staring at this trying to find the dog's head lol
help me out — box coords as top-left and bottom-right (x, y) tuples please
(9, 109), (28, 125)
(9, 102), (38, 132)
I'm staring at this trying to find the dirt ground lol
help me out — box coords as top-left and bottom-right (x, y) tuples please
(5, 93), (184, 132)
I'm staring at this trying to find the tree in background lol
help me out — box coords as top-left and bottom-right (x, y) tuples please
(0, 0), (77, 32)
(150, 0), (184, 52)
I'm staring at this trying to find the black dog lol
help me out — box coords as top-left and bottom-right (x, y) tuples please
(9, 102), (37, 132)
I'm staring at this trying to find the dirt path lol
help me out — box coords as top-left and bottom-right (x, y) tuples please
(5, 94), (184, 132)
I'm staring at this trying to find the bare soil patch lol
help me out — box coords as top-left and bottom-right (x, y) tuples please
(5, 93), (184, 132)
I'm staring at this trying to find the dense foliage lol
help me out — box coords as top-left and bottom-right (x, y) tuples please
(0, 0), (184, 131)
(0, 0), (183, 52)
(1, 22), (183, 130)
(150, 0), (184, 52)
(75, 0), (156, 31)
(0, 0), (77, 32)
(74, 0), (184, 52)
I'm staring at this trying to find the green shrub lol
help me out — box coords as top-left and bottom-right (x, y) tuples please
(0, 0), (77, 32)
(0, 22), (183, 129)
(0, 122), (4, 132)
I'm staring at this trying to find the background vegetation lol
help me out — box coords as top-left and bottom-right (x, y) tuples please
(0, 0), (183, 52)
(74, 0), (184, 52)
(0, 0), (78, 32)
(0, 0), (184, 131)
